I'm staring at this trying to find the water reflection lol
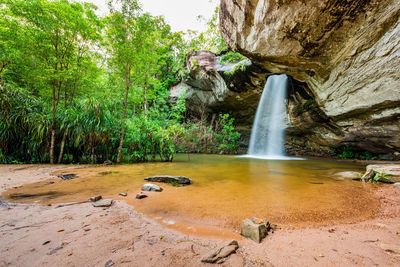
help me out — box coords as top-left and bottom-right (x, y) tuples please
(3, 154), (379, 230)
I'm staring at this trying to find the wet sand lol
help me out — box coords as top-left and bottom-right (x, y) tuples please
(1, 164), (400, 266)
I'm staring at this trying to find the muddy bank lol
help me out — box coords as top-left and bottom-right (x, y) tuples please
(1, 164), (400, 266)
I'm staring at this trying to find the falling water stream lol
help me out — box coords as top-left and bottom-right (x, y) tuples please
(248, 74), (290, 159)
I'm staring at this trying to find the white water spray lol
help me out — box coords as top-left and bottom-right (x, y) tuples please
(247, 74), (289, 159)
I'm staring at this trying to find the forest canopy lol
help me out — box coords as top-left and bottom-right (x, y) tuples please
(0, 0), (241, 164)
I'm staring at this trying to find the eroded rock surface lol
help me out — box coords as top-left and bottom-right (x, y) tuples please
(201, 240), (239, 263)
(219, 0), (400, 154)
(170, 50), (269, 125)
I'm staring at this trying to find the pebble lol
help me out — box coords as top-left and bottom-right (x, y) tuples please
(89, 196), (102, 202)
(105, 259), (114, 267)
(136, 193), (148, 199)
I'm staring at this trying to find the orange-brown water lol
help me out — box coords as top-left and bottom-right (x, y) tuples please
(3, 154), (379, 236)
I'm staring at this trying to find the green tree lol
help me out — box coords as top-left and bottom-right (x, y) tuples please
(5, 0), (102, 163)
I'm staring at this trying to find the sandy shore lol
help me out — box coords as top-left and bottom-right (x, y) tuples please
(1, 164), (400, 266)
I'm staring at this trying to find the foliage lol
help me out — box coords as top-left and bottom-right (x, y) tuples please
(372, 171), (392, 183)
(224, 64), (247, 76)
(214, 114), (241, 152)
(178, 113), (241, 154)
(336, 146), (377, 160)
(293, 99), (317, 116)
(187, 5), (227, 54)
(218, 51), (248, 65)
(0, 0), (242, 164)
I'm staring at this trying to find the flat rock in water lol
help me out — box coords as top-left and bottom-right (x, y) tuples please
(241, 218), (269, 243)
(119, 192), (127, 197)
(92, 199), (113, 207)
(366, 164), (400, 183)
(145, 175), (192, 186)
(141, 183), (163, 192)
(201, 240), (239, 263)
(335, 171), (362, 179)
(57, 174), (78, 181)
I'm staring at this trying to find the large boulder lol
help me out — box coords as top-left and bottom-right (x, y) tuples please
(218, 0), (400, 155)
(170, 50), (269, 125)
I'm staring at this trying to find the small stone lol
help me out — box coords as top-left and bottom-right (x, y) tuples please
(47, 246), (63, 255)
(57, 174), (78, 181)
(136, 193), (148, 199)
(105, 259), (114, 267)
(141, 183), (163, 192)
(89, 196), (102, 202)
(104, 160), (113, 166)
(241, 218), (268, 243)
(119, 193), (127, 197)
(42, 241), (51, 245)
(92, 199), (113, 207)
(201, 240), (239, 263)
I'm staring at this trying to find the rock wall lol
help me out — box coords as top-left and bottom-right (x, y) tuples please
(219, 0), (400, 155)
(170, 50), (269, 125)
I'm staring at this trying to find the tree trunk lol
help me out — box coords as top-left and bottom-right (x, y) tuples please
(57, 129), (67, 163)
(143, 79), (148, 118)
(50, 129), (56, 164)
(117, 65), (131, 164)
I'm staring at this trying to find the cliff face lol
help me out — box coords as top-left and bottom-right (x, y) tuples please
(170, 50), (269, 125)
(219, 0), (400, 155)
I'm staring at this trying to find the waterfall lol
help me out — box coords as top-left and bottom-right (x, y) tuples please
(247, 74), (288, 159)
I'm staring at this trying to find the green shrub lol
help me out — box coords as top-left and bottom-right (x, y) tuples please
(218, 51), (247, 64)
(293, 99), (317, 116)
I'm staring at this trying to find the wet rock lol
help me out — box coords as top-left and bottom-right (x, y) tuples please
(336, 171), (362, 179)
(104, 160), (112, 166)
(89, 196), (102, 202)
(241, 218), (268, 243)
(119, 193), (127, 197)
(92, 199), (113, 207)
(360, 169), (375, 182)
(378, 154), (395, 161)
(145, 175), (192, 186)
(366, 165), (400, 183)
(201, 240), (239, 263)
(136, 193), (148, 199)
(57, 174), (78, 181)
(141, 183), (163, 192)
(105, 259), (114, 267)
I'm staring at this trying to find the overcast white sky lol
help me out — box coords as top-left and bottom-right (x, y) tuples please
(84, 0), (218, 32)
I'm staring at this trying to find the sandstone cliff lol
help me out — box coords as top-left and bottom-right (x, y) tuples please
(219, 0), (400, 155)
